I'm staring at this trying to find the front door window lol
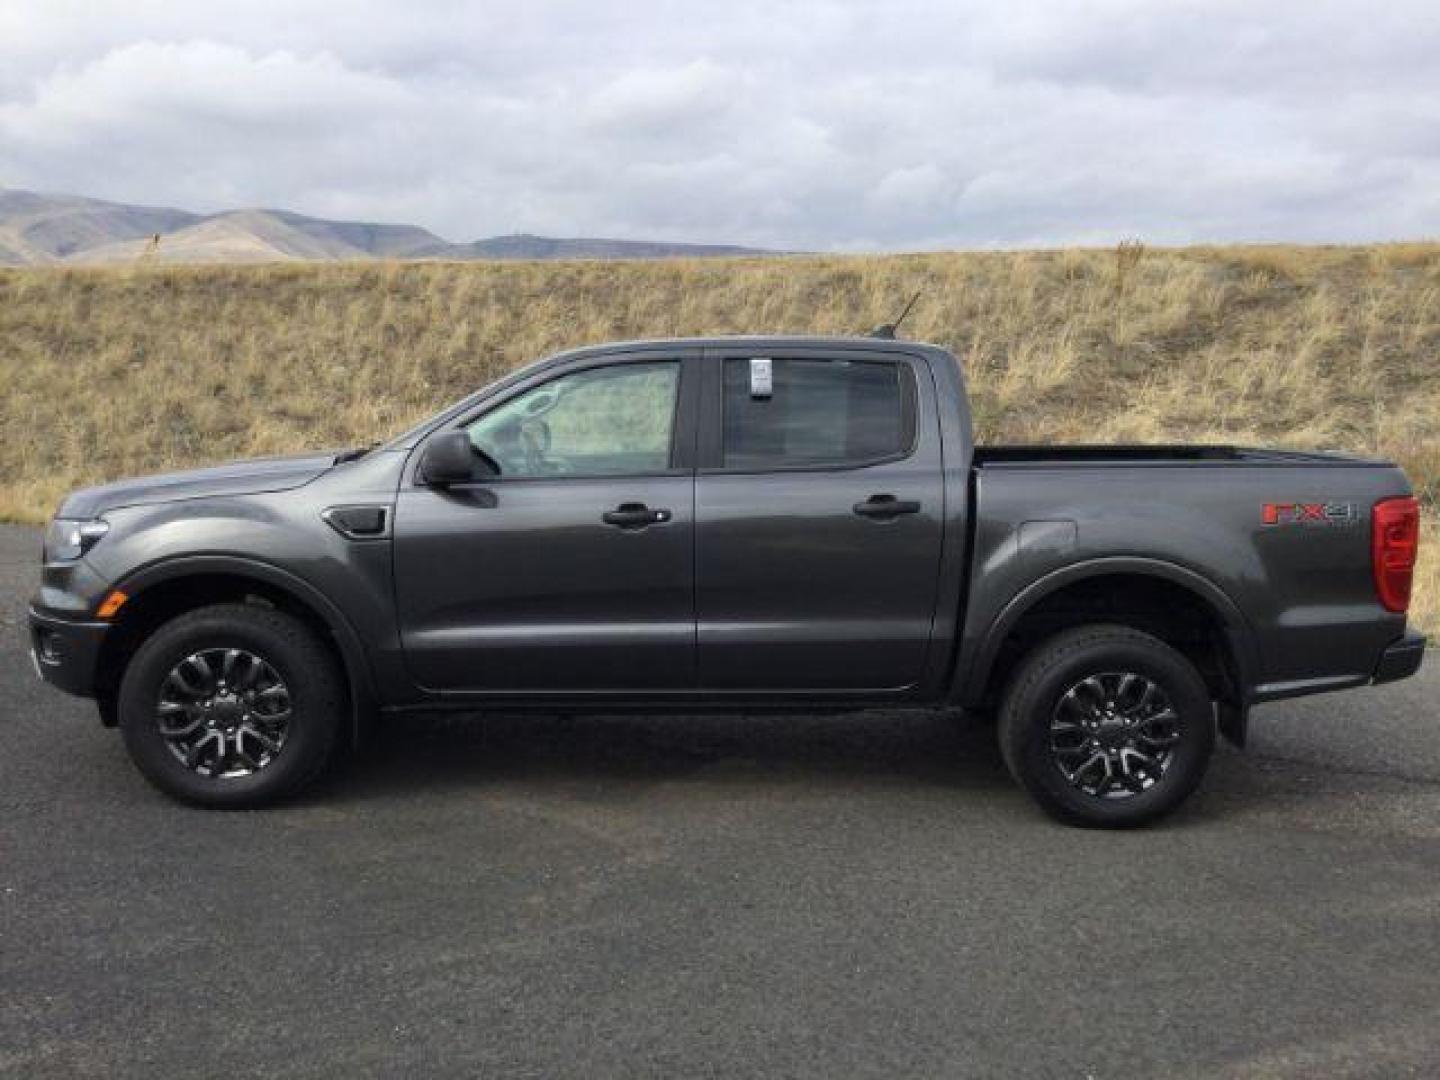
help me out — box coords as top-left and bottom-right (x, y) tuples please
(467, 362), (680, 478)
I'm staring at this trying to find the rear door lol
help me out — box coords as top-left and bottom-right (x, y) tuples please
(694, 347), (945, 692)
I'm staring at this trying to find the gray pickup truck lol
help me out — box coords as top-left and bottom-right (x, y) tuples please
(29, 336), (1425, 825)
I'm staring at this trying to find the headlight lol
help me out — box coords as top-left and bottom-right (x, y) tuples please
(43, 518), (109, 563)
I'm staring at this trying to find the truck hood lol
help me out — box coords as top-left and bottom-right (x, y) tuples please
(56, 451), (338, 518)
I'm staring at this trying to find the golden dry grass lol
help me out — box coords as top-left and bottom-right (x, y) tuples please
(1, 245), (1436, 632)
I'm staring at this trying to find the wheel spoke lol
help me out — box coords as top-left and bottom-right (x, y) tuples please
(157, 709), (205, 738)
(1130, 749), (1163, 778)
(237, 653), (264, 690)
(1138, 730), (1181, 749)
(1116, 751), (1147, 793)
(166, 660), (208, 699)
(190, 654), (217, 694)
(1075, 677), (1107, 708)
(1074, 751), (1106, 790)
(184, 730), (220, 770)
(232, 735), (263, 772)
(1089, 755), (1112, 794)
(240, 723), (280, 754)
(1057, 692), (1087, 724)
(1138, 709), (1182, 746)
(253, 705), (291, 728)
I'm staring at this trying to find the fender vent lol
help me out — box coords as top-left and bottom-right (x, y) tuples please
(322, 505), (390, 540)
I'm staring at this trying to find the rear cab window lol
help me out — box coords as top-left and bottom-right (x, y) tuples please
(719, 356), (914, 470)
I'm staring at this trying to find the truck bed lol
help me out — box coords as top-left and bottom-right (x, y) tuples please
(973, 444), (1373, 467)
(965, 442), (1412, 702)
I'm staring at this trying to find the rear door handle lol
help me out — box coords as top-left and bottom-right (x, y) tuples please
(853, 493), (921, 519)
(602, 502), (672, 529)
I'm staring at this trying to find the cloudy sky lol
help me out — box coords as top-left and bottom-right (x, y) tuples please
(2, 0), (1438, 249)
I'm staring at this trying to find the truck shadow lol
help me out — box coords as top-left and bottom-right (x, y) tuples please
(322, 708), (1014, 800)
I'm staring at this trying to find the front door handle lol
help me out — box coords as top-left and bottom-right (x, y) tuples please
(853, 493), (921, 519)
(602, 503), (672, 529)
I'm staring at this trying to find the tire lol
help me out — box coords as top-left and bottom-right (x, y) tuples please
(117, 603), (344, 808)
(998, 624), (1215, 828)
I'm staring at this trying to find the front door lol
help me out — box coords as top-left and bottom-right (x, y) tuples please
(394, 353), (697, 693)
(695, 348), (945, 692)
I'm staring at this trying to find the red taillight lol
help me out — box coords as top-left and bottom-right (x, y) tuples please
(1372, 496), (1420, 613)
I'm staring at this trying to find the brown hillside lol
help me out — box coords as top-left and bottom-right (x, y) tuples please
(0, 245), (1434, 630)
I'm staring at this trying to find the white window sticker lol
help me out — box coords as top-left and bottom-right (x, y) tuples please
(749, 357), (773, 399)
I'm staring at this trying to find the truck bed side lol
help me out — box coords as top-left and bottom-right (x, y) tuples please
(955, 454), (1414, 707)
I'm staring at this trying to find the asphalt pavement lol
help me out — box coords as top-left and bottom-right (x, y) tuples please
(2, 523), (1438, 1078)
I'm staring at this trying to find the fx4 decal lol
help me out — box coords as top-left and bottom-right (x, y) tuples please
(1261, 502), (1360, 527)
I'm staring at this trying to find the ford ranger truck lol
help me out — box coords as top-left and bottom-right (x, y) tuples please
(28, 337), (1426, 826)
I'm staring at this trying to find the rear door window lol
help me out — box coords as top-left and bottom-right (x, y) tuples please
(721, 357), (910, 469)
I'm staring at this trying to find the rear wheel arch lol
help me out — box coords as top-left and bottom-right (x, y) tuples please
(965, 560), (1258, 714)
(95, 557), (376, 739)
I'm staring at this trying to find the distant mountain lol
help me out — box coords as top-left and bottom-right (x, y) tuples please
(0, 188), (775, 266)
(457, 233), (770, 260)
(0, 189), (198, 263)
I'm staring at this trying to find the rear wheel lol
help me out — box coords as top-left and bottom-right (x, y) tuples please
(117, 603), (343, 808)
(998, 625), (1215, 827)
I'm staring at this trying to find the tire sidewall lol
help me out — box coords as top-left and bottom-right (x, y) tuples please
(118, 607), (340, 808)
(1003, 629), (1215, 827)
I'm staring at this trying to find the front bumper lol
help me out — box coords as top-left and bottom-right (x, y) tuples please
(1373, 630), (1427, 685)
(27, 606), (109, 698)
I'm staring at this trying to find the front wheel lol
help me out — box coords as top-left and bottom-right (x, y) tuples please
(998, 625), (1216, 828)
(117, 603), (344, 808)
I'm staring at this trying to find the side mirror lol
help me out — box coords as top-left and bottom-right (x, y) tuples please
(420, 431), (492, 486)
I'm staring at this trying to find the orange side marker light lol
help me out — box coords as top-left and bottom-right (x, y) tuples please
(96, 590), (129, 619)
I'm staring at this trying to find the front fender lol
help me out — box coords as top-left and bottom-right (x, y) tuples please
(115, 552), (379, 708)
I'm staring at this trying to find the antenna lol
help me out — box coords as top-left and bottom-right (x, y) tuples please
(869, 291), (921, 340)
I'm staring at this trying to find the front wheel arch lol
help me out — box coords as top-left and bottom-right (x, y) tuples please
(95, 559), (374, 742)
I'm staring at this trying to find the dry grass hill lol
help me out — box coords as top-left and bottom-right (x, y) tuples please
(0, 244), (1434, 631)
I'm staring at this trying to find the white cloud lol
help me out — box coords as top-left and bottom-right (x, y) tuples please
(5, 42), (410, 136)
(0, 0), (1437, 248)
(583, 61), (734, 137)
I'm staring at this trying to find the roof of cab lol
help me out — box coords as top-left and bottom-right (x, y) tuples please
(549, 334), (946, 361)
